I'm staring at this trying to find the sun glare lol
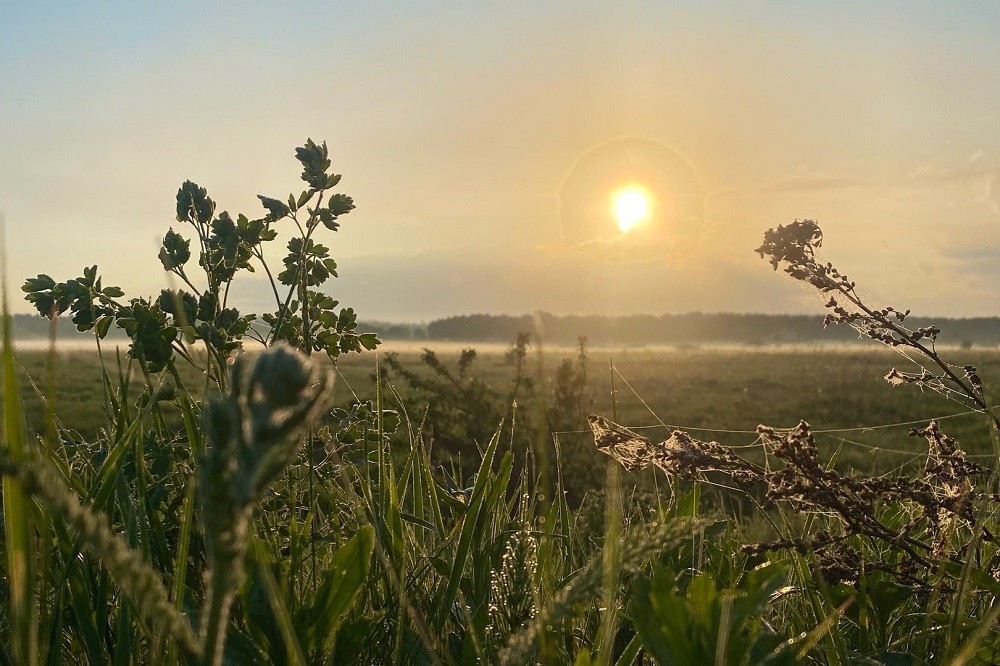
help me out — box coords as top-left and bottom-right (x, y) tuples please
(610, 186), (652, 233)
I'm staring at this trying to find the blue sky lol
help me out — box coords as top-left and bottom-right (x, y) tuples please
(3, 2), (1000, 320)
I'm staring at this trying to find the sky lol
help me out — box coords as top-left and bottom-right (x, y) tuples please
(2, 1), (1000, 321)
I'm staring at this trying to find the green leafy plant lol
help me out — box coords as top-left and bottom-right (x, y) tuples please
(630, 562), (796, 665)
(22, 139), (379, 388)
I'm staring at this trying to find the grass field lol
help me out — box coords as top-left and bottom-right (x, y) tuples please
(5, 333), (1000, 664)
(11, 342), (999, 478)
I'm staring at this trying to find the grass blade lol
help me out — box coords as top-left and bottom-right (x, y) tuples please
(1, 237), (38, 665)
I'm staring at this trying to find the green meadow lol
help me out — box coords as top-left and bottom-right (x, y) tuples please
(3, 142), (1000, 666)
(13, 345), (998, 476)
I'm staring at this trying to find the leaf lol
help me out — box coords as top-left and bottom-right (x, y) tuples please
(337, 307), (357, 332)
(295, 526), (375, 657)
(175, 180), (215, 224)
(21, 274), (55, 292)
(258, 195), (291, 222)
(438, 429), (504, 620)
(318, 208), (339, 231)
(332, 617), (377, 662)
(328, 193), (355, 217)
(295, 138), (331, 189)
(95, 315), (114, 339)
(322, 258), (338, 277)
(358, 333), (380, 350)
(158, 228), (191, 270)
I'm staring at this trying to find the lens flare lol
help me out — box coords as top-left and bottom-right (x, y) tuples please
(610, 186), (652, 233)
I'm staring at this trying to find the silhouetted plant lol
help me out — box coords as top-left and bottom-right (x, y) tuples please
(549, 335), (592, 433)
(504, 331), (535, 400)
(22, 139), (379, 388)
(380, 348), (512, 457)
(757, 219), (998, 431)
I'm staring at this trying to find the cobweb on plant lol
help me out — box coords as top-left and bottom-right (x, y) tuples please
(756, 219), (995, 426)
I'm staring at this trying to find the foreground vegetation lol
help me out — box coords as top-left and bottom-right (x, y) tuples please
(2, 143), (1000, 665)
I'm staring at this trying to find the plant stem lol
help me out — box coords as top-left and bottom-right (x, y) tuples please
(842, 286), (1000, 430)
(199, 513), (249, 666)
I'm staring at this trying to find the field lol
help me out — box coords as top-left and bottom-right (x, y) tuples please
(4, 336), (1000, 665)
(15, 343), (999, 473)
(4, 150), (1000, 665)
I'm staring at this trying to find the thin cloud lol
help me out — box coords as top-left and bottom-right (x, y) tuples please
(756, 173), (867, 194)
(906, 155), (1000, 216)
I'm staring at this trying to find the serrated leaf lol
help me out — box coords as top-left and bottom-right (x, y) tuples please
(21, 274), (55, 292)
(176, 180), (215, 224)
(328, 193), (354, 217)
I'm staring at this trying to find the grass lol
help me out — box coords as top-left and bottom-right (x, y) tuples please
(2, 340), (998, 663)
(3, 218), (1000, 663)
(9, 345), (996, 475)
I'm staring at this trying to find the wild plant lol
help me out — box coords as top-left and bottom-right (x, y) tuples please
(196, 343), (333, 664)
(0, 339), (335, 665)
(549, 336), (592, 434)
(21, 139), (379, 389)
(380, 347), (530, 462)
(588, 220), (1000, 662)
(380, 335), (593, 472)
(756, 219), (998, 432)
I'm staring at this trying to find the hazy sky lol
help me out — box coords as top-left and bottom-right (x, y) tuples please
(3, 1), (999, 321)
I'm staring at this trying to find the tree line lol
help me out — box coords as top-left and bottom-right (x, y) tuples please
(12, 312), (1000, 346)
(423, 312), (1000, 346)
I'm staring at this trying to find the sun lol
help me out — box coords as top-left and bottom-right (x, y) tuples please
(610, 185), (653, 233)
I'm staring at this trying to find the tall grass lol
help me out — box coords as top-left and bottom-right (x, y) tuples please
(2, 217), (1000, 665)
(0, 307), (718, 664)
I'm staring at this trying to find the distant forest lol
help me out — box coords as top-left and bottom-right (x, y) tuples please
(13, 312), (1000, 347)
(421, 313), (1000, 346)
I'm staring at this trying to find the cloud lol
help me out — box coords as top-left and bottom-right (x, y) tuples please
(939, 242), (1000, 279)
(706, 172), (869, 200)
(982, 173), (1000, 216)
(714, 154), (1000, 207)
(755, 173), (867, 194)
(904, 155), (1000, 217)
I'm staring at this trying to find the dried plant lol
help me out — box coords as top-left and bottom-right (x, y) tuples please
(590, 220), (999, 599)
(589, 416), (992, 583)
(756, 219), (999, 431)
(588, 414), (764, 481)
